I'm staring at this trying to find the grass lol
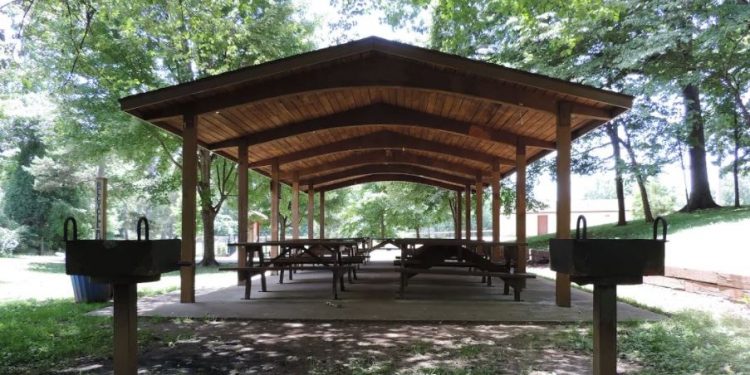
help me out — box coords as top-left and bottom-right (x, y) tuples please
(0, 299), (109, 373)
(24, 261), (237, 275)
(163, 262), (237, 276)
(27, 262), (65, 273)
(535, 311), (750, 375)
(309, 356), (395, 375)
(0, 299), (164, 374)
(528, 206), (750, 249)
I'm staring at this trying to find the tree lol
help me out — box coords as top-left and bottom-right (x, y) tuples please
(2, 117), (89, 252)
(17, 0), (315, 264)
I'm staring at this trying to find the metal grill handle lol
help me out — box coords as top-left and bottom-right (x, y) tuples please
(64, 217), (78, 241)
(653, 217), (668, 241)
(137, 217), (149, 241)
(575, 215), (588, 240)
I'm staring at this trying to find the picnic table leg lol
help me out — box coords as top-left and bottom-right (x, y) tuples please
(487, 274), (492, 286)
(398, 271), (405, 298)
(347, 266), (353, 283)
(352, 266), (358, 280)
(332, 268), (339, 300)
(503, 282), (510, 295)
(289, 265), (294, 280)
(514, 287), (521, 302)
(244, 270), (252, 300)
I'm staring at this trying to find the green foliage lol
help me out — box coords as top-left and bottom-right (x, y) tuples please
(1, 117), (89, 252)
(632, 182), (678, 219)
(1, 0), (316, 250)
(338, 182), (453, 238)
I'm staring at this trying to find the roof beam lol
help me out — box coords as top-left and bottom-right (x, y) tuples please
(300, 164), (478, 187)
(312, 174), (464, 193)
(208, 103), (555, 150)
(248, 130), (513, 168)
(281, 150), (485, 180)
(130, 54), (618, 123)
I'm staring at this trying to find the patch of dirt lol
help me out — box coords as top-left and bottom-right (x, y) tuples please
(54, 320), (642, 375)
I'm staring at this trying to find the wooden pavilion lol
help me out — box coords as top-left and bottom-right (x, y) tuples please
(119, 37), (632, 307)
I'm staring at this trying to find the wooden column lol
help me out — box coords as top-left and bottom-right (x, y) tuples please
(556, 101), (573, 307)
(593, 285), (617, 375)
(180, 113), (197, 303)
(516, 142), (528, 273)
(464, 185), (471, 240)
(307, 186), (314, 239)
(319, 190), (325, 239)
(292, 173), (300, 240)
(455, 190), (462, 240)
(475, 175), (483, 241)
(113, 283), (137, 374)
(270, 159), (280, 258)
(491, 163), (501, 243)
(237, 140), (248, 285)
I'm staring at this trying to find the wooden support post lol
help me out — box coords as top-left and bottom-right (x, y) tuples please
(556, 101), (573, 307)
(307, 186), (314, 239)
(455, 190), (462, 240)
(319, 190), (325, 239)
(292, 173), (300, 240)
(593, 284), (617, 375)
(476, 175), (483, 241)
(270, 159), (279, 258)
(237, 140), (248, 285)
(113, 283), (137, 375)
(465, 185), (471, 240)
(491, 163), (500, 242)
(516, 142), (527, 273)
(180, 113), (197, 303)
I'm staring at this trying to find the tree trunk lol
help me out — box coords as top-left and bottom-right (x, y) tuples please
(606, 124), (627, 226)
(733, 113), (741, 208)
(681, 84), (720, 211)
(415, 226), (420, 238)
(197, 148), (219, 266)
(199, 208), (219, 266)
(634, 174), (654, 223)
(379, 212), (385, 238)
(621, 138), (654, 223)
(448, 196), (459, 236)
(280, 216), (287, 241)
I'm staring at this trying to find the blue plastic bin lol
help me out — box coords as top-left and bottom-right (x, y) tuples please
(71, 275), (111, 303)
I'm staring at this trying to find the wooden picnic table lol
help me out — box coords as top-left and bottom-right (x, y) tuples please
(389, 238), (534, 301)
(221, 239), (365, 300)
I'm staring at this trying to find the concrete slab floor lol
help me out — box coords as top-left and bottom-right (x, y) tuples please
(94, 261), (663, 322)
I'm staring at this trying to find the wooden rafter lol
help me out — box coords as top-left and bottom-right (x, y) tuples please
(280, 150), (485, 180)
(299, 164), (479, 187)
(311, 174), (464, 192)
(249, 130), (513, 168)
(209, 103), (555, 150)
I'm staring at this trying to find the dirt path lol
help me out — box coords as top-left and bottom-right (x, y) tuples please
(57, 320), (641, 375)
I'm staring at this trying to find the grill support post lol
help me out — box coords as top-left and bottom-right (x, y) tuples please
(593, 284), (617, 375)
(113, 283), (138, 375)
